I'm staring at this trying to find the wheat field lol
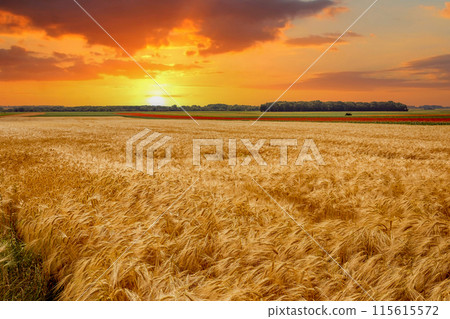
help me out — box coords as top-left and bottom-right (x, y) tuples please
(0, 116), (449, 301)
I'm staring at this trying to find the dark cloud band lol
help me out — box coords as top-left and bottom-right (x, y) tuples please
(0, 0), (335, 54)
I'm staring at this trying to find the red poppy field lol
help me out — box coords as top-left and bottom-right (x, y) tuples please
(117, 112), (450, 124)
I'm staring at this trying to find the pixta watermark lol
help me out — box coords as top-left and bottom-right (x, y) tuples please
(127, 129), (325, 175)
(126, 129), (172, 175)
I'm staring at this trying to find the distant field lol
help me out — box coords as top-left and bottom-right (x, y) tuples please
(128, 110), (450, 118)
(118, 110), (450, 124)
(1, 110), (449, 124)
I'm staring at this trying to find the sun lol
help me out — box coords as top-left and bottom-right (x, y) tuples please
(147, 96), (166, 106)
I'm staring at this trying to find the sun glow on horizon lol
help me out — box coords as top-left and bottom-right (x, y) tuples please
(147, 96), (166, 106)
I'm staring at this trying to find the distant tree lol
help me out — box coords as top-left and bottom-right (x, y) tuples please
(260, 101), (408, 112)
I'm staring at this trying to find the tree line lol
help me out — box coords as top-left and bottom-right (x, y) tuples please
(0, 104), (259, 112)
(0, 101), (412, 112)
(260, 101), (408, 112)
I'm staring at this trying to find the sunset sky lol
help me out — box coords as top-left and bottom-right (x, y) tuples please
(0, 0), (449, 107)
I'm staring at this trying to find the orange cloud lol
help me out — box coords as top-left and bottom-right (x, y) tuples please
(0, 46), (200, 81)
(286, 35), (345, 47)
(421, 2), (450, 19)
(0, 10), (31, 34)
(285, 32), (363, 47)
(185, 50), (197, 57)
(316, 6), (349, 19)
(441, 2), (450, 18)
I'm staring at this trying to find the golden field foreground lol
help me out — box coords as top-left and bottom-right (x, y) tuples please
(0, 116), (449, 301)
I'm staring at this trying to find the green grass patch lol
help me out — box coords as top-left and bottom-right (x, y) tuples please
(37, 112), (117, 117)
(0, 195), (55, 300)
(0, 237), (49, 300)
(0, 113), (15, 117)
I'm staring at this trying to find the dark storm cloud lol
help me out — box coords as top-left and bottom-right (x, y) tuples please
(0, 0), (336, 54)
